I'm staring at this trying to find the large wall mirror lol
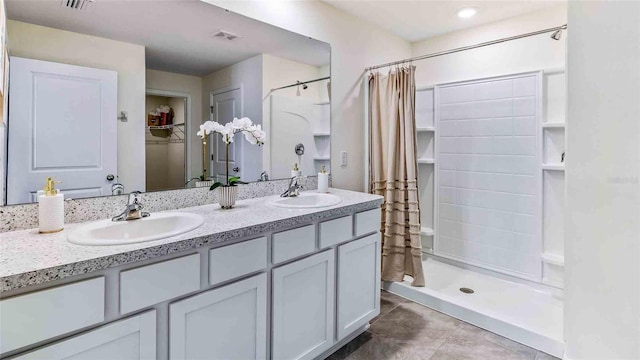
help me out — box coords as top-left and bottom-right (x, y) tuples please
(2, 0), (330, 205)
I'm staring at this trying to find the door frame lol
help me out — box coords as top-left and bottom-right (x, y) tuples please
(145, 88), (191, 184)
(209, 86), (243, 180)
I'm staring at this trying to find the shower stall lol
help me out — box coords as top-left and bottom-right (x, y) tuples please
(367, 18), (567, 358)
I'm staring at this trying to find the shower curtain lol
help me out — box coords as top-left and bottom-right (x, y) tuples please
(369, 66), (425, 287)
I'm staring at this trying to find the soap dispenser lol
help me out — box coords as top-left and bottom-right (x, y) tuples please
(38, 177), (64, 233)
(291, 163), (302, 178)
(318, 165), (329, 193)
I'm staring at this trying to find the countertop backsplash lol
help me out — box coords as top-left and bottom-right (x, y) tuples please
(0, 176), (326, 233)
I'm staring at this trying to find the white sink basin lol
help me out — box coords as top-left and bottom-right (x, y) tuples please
(67, 212), (204, 246)
(267, 192), (342, 209)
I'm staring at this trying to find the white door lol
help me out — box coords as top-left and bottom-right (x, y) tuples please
(337, 233), (381, 340)
(13, 311), (156, 360)
(169, 273), (267, 360)
(7, 57), (117, 204)
(210, 89), (242, 182)
(272, 250), (335, 360)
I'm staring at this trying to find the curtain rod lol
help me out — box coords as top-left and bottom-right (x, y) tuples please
(271, 76), (330, 92)
(366, 24), (568, 72)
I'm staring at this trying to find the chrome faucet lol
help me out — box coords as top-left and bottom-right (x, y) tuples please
(112, 191), (150, 222)
(258, 171), (269, 182)
(281, 176), (304, 197)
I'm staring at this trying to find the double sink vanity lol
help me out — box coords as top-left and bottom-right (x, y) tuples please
(0, 189), (383, 360)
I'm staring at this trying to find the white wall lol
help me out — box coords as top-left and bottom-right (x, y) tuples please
(411, 6), (566, 87)
(202, 54), (263, 181)
(564, 1), (640, 359)
(7, 20), (146, 193)
(205, 0), (411, 191)
(146, 69), (202, 180)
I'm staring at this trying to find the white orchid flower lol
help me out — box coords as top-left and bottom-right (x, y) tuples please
(232, 117), (253, 130)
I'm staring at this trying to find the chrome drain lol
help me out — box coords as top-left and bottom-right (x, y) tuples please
(459, 287), (474, 294)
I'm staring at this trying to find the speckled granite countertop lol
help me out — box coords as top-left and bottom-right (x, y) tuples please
(0, 189), (382, 293)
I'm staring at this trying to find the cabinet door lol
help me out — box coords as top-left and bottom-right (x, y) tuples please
(13, 311), (156, 360)
(169, 273), (267, 360)
(337, 233), (381, 340)
(272, 250), (335, 360)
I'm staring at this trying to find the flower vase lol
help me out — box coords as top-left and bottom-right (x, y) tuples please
(218, 186), (238, 209)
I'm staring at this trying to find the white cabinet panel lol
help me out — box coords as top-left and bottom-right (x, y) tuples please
(337, 233), (381, 340)
(272, 225), (316, 264)
(209, 237), (267, 285)
(120, 254), (200, 314)
(169, 273), (267, 360)
(354, 208), (381, 237)
(272, 250), (335, 360)
(319, 216), (352, 249)
(0, 277), (105, 354)
(13, 311), (156, 360)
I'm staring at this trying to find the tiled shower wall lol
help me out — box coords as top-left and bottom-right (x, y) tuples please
(435, 73), (541, 281)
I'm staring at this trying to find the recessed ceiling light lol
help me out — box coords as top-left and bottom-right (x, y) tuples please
(457, 8), (477, 19)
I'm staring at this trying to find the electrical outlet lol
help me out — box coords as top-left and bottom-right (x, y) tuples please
(340, 151), (348, 167)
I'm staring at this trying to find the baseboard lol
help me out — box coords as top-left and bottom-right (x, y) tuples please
(316, 324), (370, 360)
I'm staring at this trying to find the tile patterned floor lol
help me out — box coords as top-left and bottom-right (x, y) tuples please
(327, 291), (560, 360)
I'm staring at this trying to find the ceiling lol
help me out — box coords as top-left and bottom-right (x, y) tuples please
(322, 0), (565, 42)
(6, 0), (330, 76)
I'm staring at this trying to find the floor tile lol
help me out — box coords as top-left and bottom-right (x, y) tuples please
(535, 351), (560, 360)
(447, 322), (538, 359)
(375, 290), (410, 322)
(370, 302), (461, 344)
(330, 291), (561, 360)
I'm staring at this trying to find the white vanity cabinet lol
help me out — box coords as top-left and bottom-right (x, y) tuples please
(11, 311), (156, 360)
(272, 250), (335, 360)
(336, 233), (381, 340)
(1, 204), (382, 360)
(169, 273), (268, 360)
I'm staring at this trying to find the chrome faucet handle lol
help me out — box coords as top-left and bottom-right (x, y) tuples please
(112, 191), (149, 221)
(127, 191), (142, 205)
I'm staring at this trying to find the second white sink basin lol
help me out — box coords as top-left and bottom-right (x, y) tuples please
(67, 212), (204, 246)
(267, 192), (342, 209)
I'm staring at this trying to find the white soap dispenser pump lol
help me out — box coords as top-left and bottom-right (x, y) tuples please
(318, 165), (329, 193)
(38, 177), (64, 234)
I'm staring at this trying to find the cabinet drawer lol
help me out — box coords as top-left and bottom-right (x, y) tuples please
(209, 237), (267, 285)
(120, 254), (200, 314)
(12, 311), (156, 360)
(354, 208), (381, 237)
(272, 225), (316, 264)
(319, 215), (353, 249)
(0, 277), (105, 354)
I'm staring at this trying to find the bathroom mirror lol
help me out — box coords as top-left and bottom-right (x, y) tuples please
(2, 0), (331, 205)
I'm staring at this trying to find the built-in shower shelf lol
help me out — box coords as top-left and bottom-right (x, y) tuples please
(541, 253), (565, 267)
(542, 163), (565, 171)
(417, 158), (435, 164)
(417, 127), (435, 132)
(420, 227), (434, 236)
(313, 156), (330, 161)
(313, 132), (330, 137)
(542, 123), (565, 128)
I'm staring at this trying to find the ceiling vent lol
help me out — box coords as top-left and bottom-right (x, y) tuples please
(212, 30), (241, 41)
(60, 0), (93, 10)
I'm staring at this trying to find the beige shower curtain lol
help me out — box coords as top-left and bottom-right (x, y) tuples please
(369, 66), (425, 287)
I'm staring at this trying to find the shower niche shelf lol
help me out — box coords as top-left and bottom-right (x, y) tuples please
(542, 164), (565, 171)
(417, 158), (435, 164)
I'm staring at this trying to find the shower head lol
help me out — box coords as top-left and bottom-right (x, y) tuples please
(550, 29), (563, 41)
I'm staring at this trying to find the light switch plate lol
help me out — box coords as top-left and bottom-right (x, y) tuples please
(340, 151), (348, 166)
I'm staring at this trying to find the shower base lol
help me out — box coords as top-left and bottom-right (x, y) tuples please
(383, 256), (564, 358)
